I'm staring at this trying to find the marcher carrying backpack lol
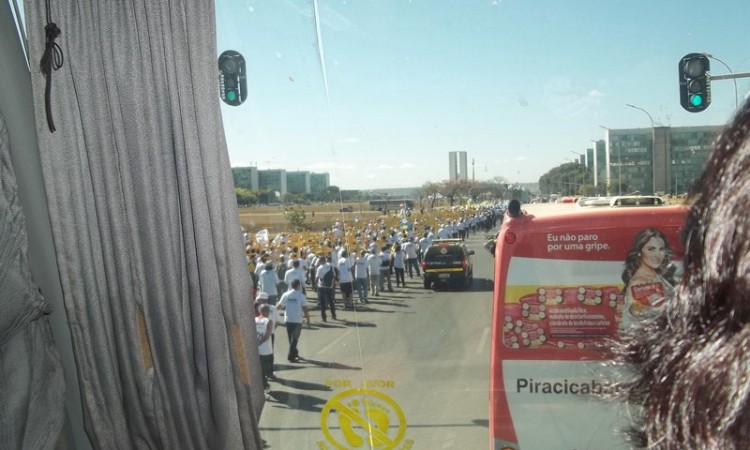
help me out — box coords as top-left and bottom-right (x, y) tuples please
(320, 266), (334, 288)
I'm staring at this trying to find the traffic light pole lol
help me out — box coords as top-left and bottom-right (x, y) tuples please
(679, 53), (750, 112)
(711, 72), (750, 81)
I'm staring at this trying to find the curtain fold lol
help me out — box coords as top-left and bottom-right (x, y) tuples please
(25, 0), (263, 448)
(0, 113), (65, 450)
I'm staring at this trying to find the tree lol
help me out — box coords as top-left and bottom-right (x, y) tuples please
(339, 189), (362, 202)
(314, 185), (340, 202)
(436, 179), (473, 207)
(420, 182), (441, 210)
(608, 180), (630, 196)
(488, 175), (509, 185)
(284, 205), (312, 232)
(476, 180), (506, 201)
(539, 162), (594, 197)
(256, 189), (275, 205)
(235, 188), (257, 207)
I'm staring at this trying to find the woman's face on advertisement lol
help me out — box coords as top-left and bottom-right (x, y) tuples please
(640, 236), (666, 270)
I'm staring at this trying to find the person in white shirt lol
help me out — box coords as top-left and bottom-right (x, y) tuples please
(276, 279), (310, 362)
(254, 255), (268, 281)
(402, 238), (421, 278)
(337, 250), (355, 309)
(306, 251), (318, 284)
(379, 246), (393, 292)
(314, 256), (337, 322)
(391, 244), (406, 287)
(457, 219), (467, 240)
(437, 225), (451, 239)
(275, 256), (288, 293)
(254, 304), (274, 390)
(354, 250), (370, 304)
(298, 249), (309, 275)
(284, 260), (307, 295)
(255, 291), (281, 379)
(366, 250), (381, 296)
(418, 231), (433, 264)
(258, 262), (279, 305)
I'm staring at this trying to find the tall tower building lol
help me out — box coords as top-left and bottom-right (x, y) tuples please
(449, 151), (468, 181)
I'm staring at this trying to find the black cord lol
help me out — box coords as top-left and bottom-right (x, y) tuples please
(39, 0), (63, 132)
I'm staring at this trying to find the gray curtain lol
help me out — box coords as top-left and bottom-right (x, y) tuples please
(25, 0), (264, 448)
(0, 113), (65, 449)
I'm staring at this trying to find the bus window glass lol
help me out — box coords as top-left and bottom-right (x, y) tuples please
(209, 2), (748, 448)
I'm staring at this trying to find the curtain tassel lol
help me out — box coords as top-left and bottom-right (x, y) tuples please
(40, 19), (63, 132)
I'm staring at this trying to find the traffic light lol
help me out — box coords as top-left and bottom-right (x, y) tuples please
(679, 53), (711, 112)
(218, 50), (247, 106)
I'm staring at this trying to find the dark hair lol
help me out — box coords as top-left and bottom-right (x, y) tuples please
(621, 227), (674, 289)
(610, 99), (750, 449)
(508, 199), (521, 217)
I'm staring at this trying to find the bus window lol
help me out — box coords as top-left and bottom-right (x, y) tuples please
(610, 195), (665, 207)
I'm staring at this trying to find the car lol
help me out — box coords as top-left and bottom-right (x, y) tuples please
(421, 239), (474, 289)
(339, 206), (354, 212)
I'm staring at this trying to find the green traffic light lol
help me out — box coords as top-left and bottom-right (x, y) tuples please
(227, 90), (237, 102)
(690, 94), (703, 107)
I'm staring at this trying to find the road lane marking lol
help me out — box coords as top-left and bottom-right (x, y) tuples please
(476, 326), (490, 355)
(317, 328), (354, 356)
(442, 430), (457, 449)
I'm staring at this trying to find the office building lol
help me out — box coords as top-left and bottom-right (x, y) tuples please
(286, 171), (311, 194)
(231, 167), (329, 196)
(257, 169), (287, 194)
(309, 173), (330, 194)
(585, 140), (606, 189)
(596, 125), (723, 195)
(449, 151), (468, 181)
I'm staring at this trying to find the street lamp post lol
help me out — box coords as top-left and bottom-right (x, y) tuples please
(625, 104), (655, 128)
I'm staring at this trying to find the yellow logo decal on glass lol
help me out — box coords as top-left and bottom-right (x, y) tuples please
(320, 388), (408, 449)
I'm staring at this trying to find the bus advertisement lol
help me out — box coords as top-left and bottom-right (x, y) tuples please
(490, 205), (688, 450)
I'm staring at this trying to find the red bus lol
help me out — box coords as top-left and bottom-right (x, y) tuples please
(490, 204), (688, 449)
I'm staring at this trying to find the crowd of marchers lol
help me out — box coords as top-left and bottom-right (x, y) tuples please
(248, 202), (506, 392)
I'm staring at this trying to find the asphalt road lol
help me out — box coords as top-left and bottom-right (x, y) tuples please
(257, 230), (497, 450)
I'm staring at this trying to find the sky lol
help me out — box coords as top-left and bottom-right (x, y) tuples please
(215, 0), (750, 190)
